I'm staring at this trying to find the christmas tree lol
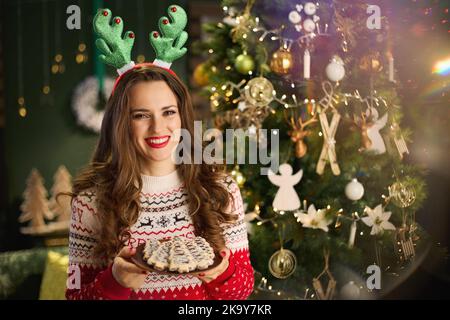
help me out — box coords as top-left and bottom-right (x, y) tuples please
(48, 165), (72, 223)
(193, 0), (428, 299)
(18, 169), (53, 234)
(47, 165), (73, 233)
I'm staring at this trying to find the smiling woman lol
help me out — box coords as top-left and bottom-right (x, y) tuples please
(64, 64), (254, 301)
(59, 4), (254, 301)
(128, 80), (182, 172)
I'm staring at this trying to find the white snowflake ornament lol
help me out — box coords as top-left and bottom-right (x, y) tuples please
(361, 204), (396, 235)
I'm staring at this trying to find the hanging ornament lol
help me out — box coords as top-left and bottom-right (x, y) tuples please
(216, 79), (276, 132)
(364, 108), (388, 154)
(316, 82), (341, 176)
(235, 53), (255, 74)
(326, 55), (345, 82)
(396, 226), (416, 261)
(359, 52), (383, 74)
(270, 44), (293, 75)
(388, 179), (416, 208)
(302, 19), (316, 33)
(268, 248), (297, 279)
(304, 2), (317, 15)
(313, 250), (336, 300)
(193, 63), (210, 86)
(288, 10), (301, 24)
(268, 163), (303, 212)
(316, 111), (341, 176)
(286, 112), (317, 158)
(389, 121), (409, 159)
(289, 3), (320, 34)
(345, 179), (364, 201)
(244, 77), (274, 107)
(351, 110), (374, 152)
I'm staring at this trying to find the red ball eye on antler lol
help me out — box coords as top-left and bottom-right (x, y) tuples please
(153, 32), (159, 38)
(128, 32), (135, 39)
(114, 18), (121, 24)
(162, 19), (169, 25)
(102, 10), (108, 16)
(171, 7), (177, 12)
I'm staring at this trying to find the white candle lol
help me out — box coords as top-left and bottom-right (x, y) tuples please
(348, 221), (357, 248)
(389, 55), (395, 82)
(304, 49), (311, 79)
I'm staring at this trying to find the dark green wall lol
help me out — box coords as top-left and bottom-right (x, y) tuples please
(1, 0), (189, 250)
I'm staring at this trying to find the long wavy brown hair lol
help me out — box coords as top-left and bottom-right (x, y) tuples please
(69, 65), (237, 261)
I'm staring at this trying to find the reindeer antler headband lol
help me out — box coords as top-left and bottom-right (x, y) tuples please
(93, 5), (188, 94)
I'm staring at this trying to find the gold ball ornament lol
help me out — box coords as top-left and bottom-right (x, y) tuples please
(269, 248), (297, 279)
(235, 54), (255, 74)
(244, 77), (274, 107)
(388, 179), (416, 208)
(270, 48), (293, 75)
(193, 63), (210, 86)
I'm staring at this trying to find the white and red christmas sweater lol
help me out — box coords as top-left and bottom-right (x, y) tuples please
(66, 169), (254, 300)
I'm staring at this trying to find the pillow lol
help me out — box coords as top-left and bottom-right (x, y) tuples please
(39, 251), (69, 300)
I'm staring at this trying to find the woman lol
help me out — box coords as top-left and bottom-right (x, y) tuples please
(65, 64), (254, 300)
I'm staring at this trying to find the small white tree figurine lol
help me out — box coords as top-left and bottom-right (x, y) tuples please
(19, 169), (53, 233)
(48, 165), (72, 223)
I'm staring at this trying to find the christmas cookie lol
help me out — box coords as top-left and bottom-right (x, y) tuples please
(141, 236), (216, 273)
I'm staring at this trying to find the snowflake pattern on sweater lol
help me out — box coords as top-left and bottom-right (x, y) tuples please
(66, 170), (254, 300)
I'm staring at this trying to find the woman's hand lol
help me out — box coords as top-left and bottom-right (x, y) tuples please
(112, 246), (148, 290)
(195, 248), (231, 283)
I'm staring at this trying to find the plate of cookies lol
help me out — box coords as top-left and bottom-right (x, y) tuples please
(131, 236), (222, 275)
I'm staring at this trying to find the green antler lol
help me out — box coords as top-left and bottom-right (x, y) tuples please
(93, 9), (135, 72)
(150, 5), (188, 66)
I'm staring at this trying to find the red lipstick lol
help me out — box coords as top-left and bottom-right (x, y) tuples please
(145, 135), (170, 149)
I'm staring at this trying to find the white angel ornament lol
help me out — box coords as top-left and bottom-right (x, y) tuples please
(268, 163), (303, 211)
(366, 107), (388, 154)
